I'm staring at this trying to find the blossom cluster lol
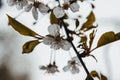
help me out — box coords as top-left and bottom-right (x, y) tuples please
(7, 0), (92, 75)
(43, 24), (71, 50)
(7, 0), (110, 79)
(63, 57), (81, 74)
(40, 57), (81, 74)
(40, 24), (81, 74)
(7, 0), (80, 20)
(39, 62), (59, 74)
(7, 0), (82, 51)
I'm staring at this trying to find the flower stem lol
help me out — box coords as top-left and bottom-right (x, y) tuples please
(61, 19), (93, 79)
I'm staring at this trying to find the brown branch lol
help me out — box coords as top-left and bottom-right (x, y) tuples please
(61, 19), (93, 79)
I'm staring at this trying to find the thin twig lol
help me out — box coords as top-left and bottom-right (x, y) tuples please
(56, 0), (93, 79)
(89, 47), (97, 53)
(61, 19), (93, 79)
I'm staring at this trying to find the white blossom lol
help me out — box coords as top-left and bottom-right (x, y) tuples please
(7, 0), (28, 10)
(32, 6), (38, 20)
(7, 0), (16, 6)
(61, 40), (72, 51)
(24, 4), (32, 12)
(38, 3), (50, 14)
(48, 24), (60, 37)
(40, 63), (59, 74)
(28, 0), (35, 2)
(64, 0), (70, 4)
(63, 0), (80, 12)
(24, 1), (49, 20)
(42, 36), (54, 45)
(43, 24), (71, 50)
(70, 2), (80, 12)
(63, 57), (81, 74)
(53, 7), (65, 18)
(64, 0), (75, 3)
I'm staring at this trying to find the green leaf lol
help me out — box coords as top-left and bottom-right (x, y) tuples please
(89, 30), (96, 49)
(22, 40), (40, 53)
(80, 11), (96, 31)
(7, 15), (38, 37)
(86, 72), (107, 80)
(80, 36), (87, 43)
(115, 32), (120, 40)
(50, 10), (60, 24)
(75, 19), (80, 28)
(97, 32), (115, 48)
(97, 31), (120, 48)
(79, 35), (89, 51)
(87, 11), (95, 21)
(90, 71), (100, 79)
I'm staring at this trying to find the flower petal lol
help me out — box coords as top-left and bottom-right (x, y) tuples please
(68, 60), (72, 65)
(32, 7), (38, 20)
(70, 69), (76, 74)
(64, 0), (70, 3)
(50, 42), (61, 50)
(28, 0), (35, 2)
(39, 66), (47, 70)
(70, 2), (80, 12)
(72, 57), (81, 66)
(49, 67), (58, 74)
(42, 36), (54, 45)
(63, 65), (70, 72)
(22, 0), (28, 6)
(53, 6), (65, 18)
(7, 0), (16, 6)
(16, 2), (23, 10)
(71, 66), (80, 74)
(38, 3), (50, 14)
(75, 67), (80, 73)
(61, 40), (71, 51)
(48, 24), (60, 36)
(25, 4), (32, 12)
(72, 57), (79, 62)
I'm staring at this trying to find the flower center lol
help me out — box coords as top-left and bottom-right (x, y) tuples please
(71, 60), (76, 65)
(54, 35), (62, 43)
(33, 1), (40, 8)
